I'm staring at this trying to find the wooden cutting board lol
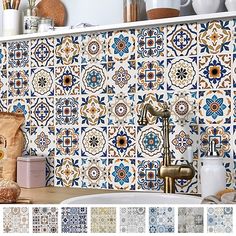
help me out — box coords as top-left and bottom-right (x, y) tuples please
(36, 0), (66, 26)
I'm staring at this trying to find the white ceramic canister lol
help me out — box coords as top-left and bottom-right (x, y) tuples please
(225, 0), (236, 11)
(192, 0), (221, 14)
(200, 157), (226, 198)
(2, 9), (20, 36)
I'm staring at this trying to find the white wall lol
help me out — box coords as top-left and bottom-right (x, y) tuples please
(0, 0), (228, 35)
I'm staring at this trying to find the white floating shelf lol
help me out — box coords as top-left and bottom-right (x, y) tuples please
(0, 11), (235, 42)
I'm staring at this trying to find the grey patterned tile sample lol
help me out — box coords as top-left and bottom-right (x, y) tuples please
(149, 207), (175, 233)
(207, 207), (233, 233)
(32, 207), (58, 233)
(61, 207), (87, 233)
(3, 207), (29, 233)
(178, 207), (204, 233)
(120, 207), (146, 233)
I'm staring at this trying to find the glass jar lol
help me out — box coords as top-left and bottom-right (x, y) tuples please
(123, 0), (139, 22)
(23, 7), (39, 34)
(38, 18), (54, 33)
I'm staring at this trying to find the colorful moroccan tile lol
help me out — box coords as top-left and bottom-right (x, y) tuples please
(167, 57), (197, 90)
(0, 42), (7, 70)
(167, 23), (197, 57)
(108, 29), (136, 63)
(32, 207), (58, 233)
(120, 207), (146, 233)
(81, 126), (107, 157)
(149, 207), (175, 233)
(3, 207), (29, 233)
(107, 60), (136, 94)
(108, 159), (136, 190)
(91, 207), (116, 233)
(137, 59), (165, 91)
(31, 38), (54, 67)
(207, 207), (233, 233)
(137, 27), (164, 58)
(199, 90), (232, 124)
(61, 207), (87, 233)
(55, 65), (80, 96)
(108, 126), (136, 158)
(81, 63), (107, 94)
(0, 98), (7, 112)
(199, 20), (232, 55)
(81, 32), (107, 64)
(8, 41), (29, 68)
(167, 91), (198, 126)
(55, 157), (80, 187)
(233, 54), (236, 87)
(200, 126), (231, 158)
(108, 93), (135, 125)
(137, 159), (164, 191)
(80, 158), (108, 189)
(31, 67), (54, 97)
(178, 207), (204, 233)
(55, 36), (80, 65)
(8, 69), (30, 97)
(46, 157), (55, 186)
(199, 54), (231, 89)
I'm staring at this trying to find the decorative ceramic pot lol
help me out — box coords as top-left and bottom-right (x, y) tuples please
(225, 0), (236, 11)
(192, 0), (221, 14)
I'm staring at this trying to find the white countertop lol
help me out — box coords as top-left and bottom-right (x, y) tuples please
(0, 11), (235, 42)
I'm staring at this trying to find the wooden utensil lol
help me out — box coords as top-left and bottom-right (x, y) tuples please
(36, 0), (66, 26)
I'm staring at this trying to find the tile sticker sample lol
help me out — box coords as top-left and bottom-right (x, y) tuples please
(149, 207), (175, 233)
(32, 207), (58, 233)
(178, 207), (204, 233)
(61, 207), (87, 233)
(91, 207), (116, 233)
(207, 207), (233, 233)
(3, 207), (29, 233)
(120, 207), (146, 233)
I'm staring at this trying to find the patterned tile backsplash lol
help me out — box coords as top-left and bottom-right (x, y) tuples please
(0, 17), (235, 193)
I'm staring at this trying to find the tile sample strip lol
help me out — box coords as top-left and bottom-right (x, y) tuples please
(61, 207), (87, 233)
(91, 207), (116, 233)
(32, 207), (58, 233)
(120, 207), (146, 233)
(3, 207), (29, 233)
(178, 207), (204, 233)
(149, 207), (175, 233)
(207, 207), (233, 233)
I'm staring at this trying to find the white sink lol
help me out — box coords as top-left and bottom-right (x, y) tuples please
(61, 192), (202, 204)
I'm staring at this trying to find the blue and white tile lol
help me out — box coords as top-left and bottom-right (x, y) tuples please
(8, 41), (29, 68)
(30, 97), (54, 126)
(21, 126), (31, 156)
(30, 67), (54, 97)
(107, 29), (136, 62)
(199, 55), (231, 89)
(55, 65), (80, 96)
(46, 157), (54, 187)
(80, 158), (108, 189)
(167, 57), (198, 90)
(149, 207), (175, 233)
(0, 42), (7, 70)
(0, 98), (7, 112)
(0, 70), (7, 98)
(31, 38), (54, 67)
(81, 63), (107, 94)
(167, 23), (197, 57)
(108, 159), (136, 190)
(137, 159), (164, 191)
(199, 90), (232, 125)
(81, 126), (107, 157)
(137, 27), (165, 58)
(61, 207), (87, 233)
(107, 60), (136, 94)
(207, 207), (233, 233)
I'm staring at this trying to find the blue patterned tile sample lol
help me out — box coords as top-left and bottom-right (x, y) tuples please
(207, 207), (233, 233)
(61, 207), (87, 233)
(178, 207), (204, 233)
(120, 207), (146, 233)
(149, 207), (175, 233)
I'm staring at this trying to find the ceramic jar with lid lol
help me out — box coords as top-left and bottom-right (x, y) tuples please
(225, 0), (236, 11)
(192, 0), (221, 14)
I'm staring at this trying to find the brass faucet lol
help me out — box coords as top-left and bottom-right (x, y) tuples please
(138, 102), (195, 193)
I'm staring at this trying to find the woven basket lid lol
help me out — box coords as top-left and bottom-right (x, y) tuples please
(36, 0), (66, 26)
